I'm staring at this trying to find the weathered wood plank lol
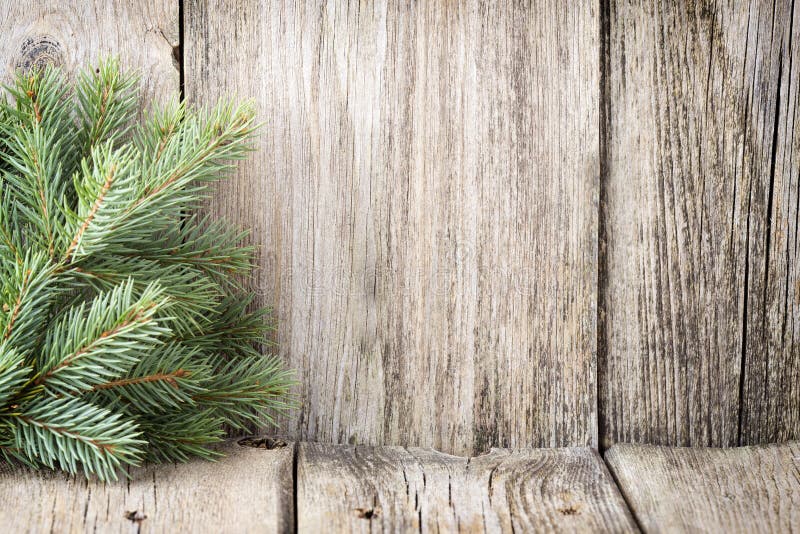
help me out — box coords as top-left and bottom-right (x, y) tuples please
(605, 442), (800, 533)
(0, 439), (294, 534)
(186, 0), (600, 454)
(297, 443), (638, 533)
(739, 0), (800, 445)
(602, 0), (800, 447)
(0, 1), (178, 108)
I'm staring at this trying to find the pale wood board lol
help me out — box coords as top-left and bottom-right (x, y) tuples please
(185, 0), (600, 455)
(296, 443), (638, 533)
(602, 0), (800, 448)
(0, 440), (294, 534)
(605, 442), (800, 533)
(0, 0), (178, 109)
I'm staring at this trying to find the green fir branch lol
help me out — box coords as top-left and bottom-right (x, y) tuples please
(0, 59), (293, 480)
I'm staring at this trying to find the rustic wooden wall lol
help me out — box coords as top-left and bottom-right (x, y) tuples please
(602, 0), (800, 448)
(3, 0), (799, 451)
(185, 0), (600, 453)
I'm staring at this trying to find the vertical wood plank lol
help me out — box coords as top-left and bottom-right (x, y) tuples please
(0, 440), (294, 533)
(185, 0), (600, 453)
(297, 443), (639, 533)
(740, 0), (800, 445)
(602, 0), (800, 447)
(0, 1), (178, 108)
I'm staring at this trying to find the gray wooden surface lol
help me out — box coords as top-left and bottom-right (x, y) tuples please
(0, 0), (177, 110)
(1, 0), (799, 501)
(297, 443), (638, 533)
(737, 0), (800, 446)
(0, 440), (294, 534)
(185, 0), (600, 454)
(606, 442), (800, 533)
(601, 0), (800, 448)
(7, 440), (800, 533)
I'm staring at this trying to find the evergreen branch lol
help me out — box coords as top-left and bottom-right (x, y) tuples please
(0, 59), (293, 480)
(135, 409), (225, 463)
(11, 397), (144, 480)
(75, 58), (138, 153)
(197, 355), (295, 431)
(93, 371), (190, 390)
(182, 294), (275, 356)
(88, 342), (209, 413)
(0, 425), (30, 466)
(1, 129), (64, 256)
(61, 144), (139, 262)
(65, 258), (222, 336)
(0, 252), (56, 353)
(63, 160), (117, 262)
(35, 280), (169, 395)
(1, 66), (78, 255)
(115, 214), (255, 282)
(130, 99), (257, 213)
(0, 186), (22, 265)
(0, 344), (30, 409)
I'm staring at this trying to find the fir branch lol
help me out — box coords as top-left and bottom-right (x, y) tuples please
(35, 280), (169, 395)
(0, 252), (56, 353)
(135, 409), (225, 463)
(115, 214), (256, 283)
(63, 159), (117, 262)
(197, 355), (294, 431)
(11, 397), (144, 480)
(0, 58), (293, 481)
(0, 344), (30, 409)
(88, 342), (209, 414)
(61, 144), (140, 262)
(65, 258), (223, 336)
(75, 58), (138, 153)
(1, 67), (78, 256)
(0, 186), (22, 265)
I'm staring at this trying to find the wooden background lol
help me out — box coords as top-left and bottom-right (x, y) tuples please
(2, 0), (798, 454)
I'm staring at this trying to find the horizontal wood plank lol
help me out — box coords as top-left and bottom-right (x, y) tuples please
(0, 440), (294, 534)
(605, 442), (800, 533)
(297, 443), (638, 533)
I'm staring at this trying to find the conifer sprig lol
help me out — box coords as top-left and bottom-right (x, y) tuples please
(0, 59), (293, 481)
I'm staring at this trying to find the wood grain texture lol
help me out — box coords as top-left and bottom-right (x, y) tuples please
(739, 0), (800, 445)
(606, 442), (800, 533)
(0, 440), (294, 534)
(297, 443), (638, 533)
(185, 0), (600, 454)
(0, 0), (178, 108)
(602, 0), (800, 448)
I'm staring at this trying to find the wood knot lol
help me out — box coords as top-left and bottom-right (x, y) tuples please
(237, 436), (288, 450)
(15, 35), (64, 71)
(354, 507), (380, 520)
(124, 510), (147, 523)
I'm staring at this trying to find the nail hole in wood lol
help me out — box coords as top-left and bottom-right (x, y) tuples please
(354, 507), (380, 520)
(124, 510), (147, 523)
(558, 505), (581, 516)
